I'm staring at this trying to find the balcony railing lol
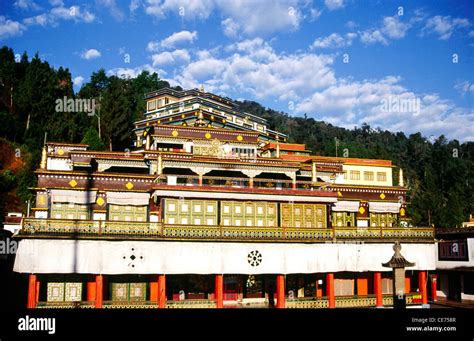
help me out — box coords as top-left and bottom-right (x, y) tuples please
(36, 300), (217, 309)
(36, 301), (95, 309)
(20, 218), (434, 241)
(156, 175), (318, 191)
(286, 293), (422, 308)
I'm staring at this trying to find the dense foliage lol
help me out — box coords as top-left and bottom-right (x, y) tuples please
(0, 46), (472, 227)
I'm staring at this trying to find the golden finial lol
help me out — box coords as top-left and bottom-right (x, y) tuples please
(40, 146), (47, 169)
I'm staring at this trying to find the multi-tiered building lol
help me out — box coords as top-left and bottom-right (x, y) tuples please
(14, 87), (436, 308)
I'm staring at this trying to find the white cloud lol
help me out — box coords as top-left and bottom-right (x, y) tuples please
(360, 15), (409, 45)
(14, 0), (40, 10)
(73, 76), (84, 87)
(220, 0), (301, 36)
(311, 32), (357, 49)
(152, 49), (190, 66)
(24, 5), (96, 26)
(222, 18), (239, 38)
(345, 20), (357, 29)
(107, 64), (169, 82)
(227, 38), (277, 62)
(81, 49), (101, 60)
(146, 41), (160, 52)
(145, 0), (215, 19)
(129, 0), (141, 13)
(324, 0), (344, 11)
(454, 80), (474, 96)
(23, 14), (48, 26)
(149, 36), (472, 141)
(144, 0), (301, 37)
(147, 31), (198, 52)
(160, 30), (198, 48)
(97, 0), (124, 21)
(422, 15), (470, 40)
(360, 29), (387, 45)
(173, 38), (336, 101)
(381, 16), (410, 39)
(0, 16), (25, 39)
(469, 30), (474, 38)
(295, 77), (473, 141)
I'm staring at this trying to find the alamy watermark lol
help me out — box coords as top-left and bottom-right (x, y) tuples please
(18, 315), (56, 335)
(55, 96), (96, 116)
(380, 96), (421, 116)
(0, 237), (17, 255)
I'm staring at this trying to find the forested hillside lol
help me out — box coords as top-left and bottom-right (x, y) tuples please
(0, 46), (472, 228)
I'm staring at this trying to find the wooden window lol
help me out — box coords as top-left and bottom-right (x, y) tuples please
(281, 203), (327, 228)
(47, 280), (83, 302)
(147, 100), (156, 111)
(364, 171), (374, 181)
(334, 279), (354, 296)
(332, 212), (355, 227)
(370, 213), (395, 227)
(377, 172), (387, 182)
(51, 203), (91, 220)
(381, 278), (393, 294)
(108, 204), (147, 222)
(246, 205), (253, 214)
(111, 283), (147, 302)
(350, 171), (360, 180)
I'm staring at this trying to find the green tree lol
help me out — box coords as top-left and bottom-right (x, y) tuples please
(81, 126), (106, 150)
(100, 77), (131, 151)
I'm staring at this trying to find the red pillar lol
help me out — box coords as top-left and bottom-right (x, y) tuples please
(215, 274), (223, 308)
(276, 274), (285, 308)
(419, 271), (428, 305)
(158, 275), (166, 308)
(95, 275), (103, 308)
(431, 274), (438, 302)
(292, 181), (296, 190)
(36, 280), (40, 304)
(374, 272), (383, 307)
(326, 273), (335, 308)
(87, 275), (97, 302)
(27, 274), (37, 309)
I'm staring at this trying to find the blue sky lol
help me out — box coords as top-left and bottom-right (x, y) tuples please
(1, 0), (473, 141)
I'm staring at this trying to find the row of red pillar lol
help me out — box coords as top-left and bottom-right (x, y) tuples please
(27, 272), (435, 308)
(276, 272), (432, 309)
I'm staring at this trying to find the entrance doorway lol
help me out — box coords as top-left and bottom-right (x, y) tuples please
(448, 273), (461, 301)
